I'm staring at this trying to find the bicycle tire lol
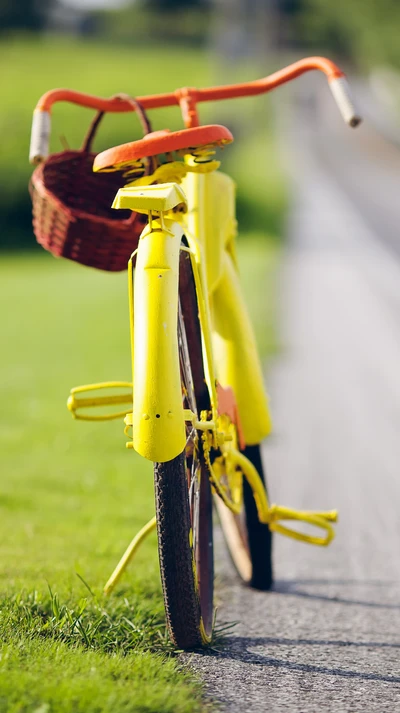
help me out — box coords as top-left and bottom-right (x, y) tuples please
(215, 444), (273, 590)
(154, 249), (214, 649)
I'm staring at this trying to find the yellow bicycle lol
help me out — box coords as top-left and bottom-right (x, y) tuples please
(30, 56), (361, 649)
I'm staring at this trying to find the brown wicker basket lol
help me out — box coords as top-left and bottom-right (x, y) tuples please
(30, 97), (152, 272)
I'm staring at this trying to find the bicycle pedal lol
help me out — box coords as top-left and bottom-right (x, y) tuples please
(67, 381), (132, 421)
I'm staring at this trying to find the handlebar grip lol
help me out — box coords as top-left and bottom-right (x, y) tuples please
(329, 77), (362, 128)
(29, 110), (51, 164)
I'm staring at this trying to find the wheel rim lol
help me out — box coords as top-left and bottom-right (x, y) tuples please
(179, 299), (214, 637)
(214, 492), (253, 583)
(214, 445), (273, 590)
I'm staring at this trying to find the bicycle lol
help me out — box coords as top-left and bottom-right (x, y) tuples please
(29, 57), (361, 650)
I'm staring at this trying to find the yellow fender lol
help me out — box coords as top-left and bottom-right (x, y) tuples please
(132, 217), (186, 462)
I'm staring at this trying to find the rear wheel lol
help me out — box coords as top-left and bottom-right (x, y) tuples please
(154, 250), (213, 649)
(215, 444), (273, 590)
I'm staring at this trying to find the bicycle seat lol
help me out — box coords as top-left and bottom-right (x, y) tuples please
(93, 125), (233, 172)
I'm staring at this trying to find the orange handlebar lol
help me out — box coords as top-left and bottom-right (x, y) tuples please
(36, 57), (344, 119)
(30, 57), (360, 164)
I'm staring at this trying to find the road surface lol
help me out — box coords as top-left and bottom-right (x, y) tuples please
(185, 79), (400, 712)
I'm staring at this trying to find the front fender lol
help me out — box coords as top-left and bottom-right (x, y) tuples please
(132, 219), (186, 462)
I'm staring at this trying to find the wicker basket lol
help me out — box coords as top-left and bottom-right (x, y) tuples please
(30, 98), (152, 272)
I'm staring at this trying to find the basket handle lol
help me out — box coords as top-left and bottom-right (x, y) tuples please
(81, 94), (153, 152)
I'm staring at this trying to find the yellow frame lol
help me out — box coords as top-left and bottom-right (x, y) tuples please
(128, 169), (273, 462)
(121, 169), (337, 539)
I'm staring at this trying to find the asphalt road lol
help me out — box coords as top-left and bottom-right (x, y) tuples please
(185, 82), (400, 711)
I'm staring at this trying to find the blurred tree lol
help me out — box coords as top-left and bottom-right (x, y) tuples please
(92, 0), (211, 45)
(212, 0), (278, 61)
(147, 0), (209, 9)
(0, 0), (54, 31)
(298, 0), (400, 69)
(279, 0), (302, 15)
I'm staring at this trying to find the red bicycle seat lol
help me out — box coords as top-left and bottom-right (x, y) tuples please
(93, 124), (233, 172)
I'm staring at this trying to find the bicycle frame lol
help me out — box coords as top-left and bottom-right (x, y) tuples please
(123, 167), (272, 462)
(184, 170), (273, 443)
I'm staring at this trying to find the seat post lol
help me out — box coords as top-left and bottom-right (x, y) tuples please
(176, 87), (200, 128)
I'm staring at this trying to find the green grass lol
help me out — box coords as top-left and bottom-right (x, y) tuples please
(1, 596), (200, 713)
(237, 236), (280, 358)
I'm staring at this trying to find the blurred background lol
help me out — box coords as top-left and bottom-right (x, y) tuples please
(2, 2), (400, 706)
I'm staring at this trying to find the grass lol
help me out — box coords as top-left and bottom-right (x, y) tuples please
(1, 593), (200, 713)
(0, 34), (286, 713)
(237, 236), (280, 358)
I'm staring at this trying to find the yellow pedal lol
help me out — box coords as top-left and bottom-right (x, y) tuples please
(67, 381), (133, 421)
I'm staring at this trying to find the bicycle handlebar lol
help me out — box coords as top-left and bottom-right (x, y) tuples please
(328, 76), (361, 128)
(29, 56), (362, 164)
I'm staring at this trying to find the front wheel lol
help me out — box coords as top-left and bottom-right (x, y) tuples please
(154, 249), (214, 649)
(155, 448), (213, 649)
